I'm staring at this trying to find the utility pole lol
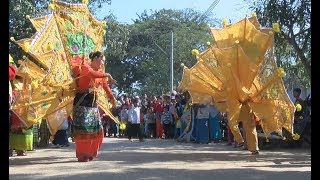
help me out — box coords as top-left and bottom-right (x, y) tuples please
(149, 33), (173, 95)
(170, 31), (174, 95)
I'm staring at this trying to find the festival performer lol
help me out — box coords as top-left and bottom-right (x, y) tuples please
(9, 55), (17, 107)
(72, 51), (117, 162)
(239, 103), (259, 155)
(9, 75), (34, 156)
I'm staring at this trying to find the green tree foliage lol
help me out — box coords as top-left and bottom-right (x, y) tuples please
(248, 0), (311, 88)
(10, 1), (219, 96)
(106, 9), (217, 95)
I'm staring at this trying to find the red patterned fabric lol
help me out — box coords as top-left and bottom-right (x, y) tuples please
(74, 130), (104, 160)
(9, 65), (17, 81)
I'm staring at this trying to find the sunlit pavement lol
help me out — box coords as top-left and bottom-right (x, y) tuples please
(9, 137), (311, 180)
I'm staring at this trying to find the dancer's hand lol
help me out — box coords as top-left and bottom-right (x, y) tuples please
(109, 78), (117, 85)
(111, 97), (117, 107)
(106, 73), (117, 84)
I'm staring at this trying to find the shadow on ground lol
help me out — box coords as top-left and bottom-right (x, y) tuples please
(9, 138), (311, 180)
(9, 167), (310, 180)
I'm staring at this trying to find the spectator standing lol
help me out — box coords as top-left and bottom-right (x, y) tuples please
(128, 99), (144, 142)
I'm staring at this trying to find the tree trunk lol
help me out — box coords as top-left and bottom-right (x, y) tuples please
(290, 40), (311, 79)
(282, 32), (311, 79)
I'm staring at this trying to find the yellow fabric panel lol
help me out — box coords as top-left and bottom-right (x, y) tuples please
(12, 1), (123, 134)
(52, 0), (105, 56)
(241, 28), (271, 65)
(225, 98), (242, 142)
(178, 67), (191, 91)
(211, 18), (271, 64)
(248, 16), (261, 29)
(15, 38), (33, 53)
(189, 74), (220, 98)
(211, 19), (246, 48)
(189, 91), (227, 112)
(96, 86), (121, 124)
(189, 92), (213, 105)
(247, 44), (294, 136)
(236, 46), (259, 89)
(41, 52), (74, 87)
(12, 81), (76, 129)
(209, 46), (256, 97)
(189, 62), (225, 99)
(191, 61), (223, 91)
(248, 80), (294, 136)
(28, 15), (70, 71)
(178, 62), (226, 110)
(179, 67), (210, 95)
(17, 58), (46, 81)
(30, 15), (50, 31)
(179, 16), (295, 138)
(11, 76), (29, 124)
(12, 84), (39, 128)
(200, 50), (227, 87)
(46, 104), (73, 136)
(248, 16), (273, 34)
(200, 49), (218, 67)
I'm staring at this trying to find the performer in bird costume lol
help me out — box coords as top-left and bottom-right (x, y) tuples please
(10, 0), (120, 161)
(179, 14), (295, 155)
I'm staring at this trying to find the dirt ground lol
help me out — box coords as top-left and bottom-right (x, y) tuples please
(9, 138), (311, 180)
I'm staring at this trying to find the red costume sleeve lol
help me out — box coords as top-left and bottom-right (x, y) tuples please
(72, 59), (108, 90)
(72, 56), (107, 78)
(9, 65), (17, 81)
(73, 64), (106, 78)
(71, 57), (116, 106)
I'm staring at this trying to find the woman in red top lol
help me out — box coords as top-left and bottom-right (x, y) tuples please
(71, 51), (117, 162)
(152, 96), (164, 138)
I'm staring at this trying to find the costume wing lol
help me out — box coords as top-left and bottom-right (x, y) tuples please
(179, 15), (295, 138)
(12, 0), (119, 135)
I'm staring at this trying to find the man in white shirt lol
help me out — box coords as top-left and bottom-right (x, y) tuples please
(128, 99), (144, 142)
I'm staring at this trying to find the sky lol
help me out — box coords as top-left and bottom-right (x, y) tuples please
(95, 0), (252, 24)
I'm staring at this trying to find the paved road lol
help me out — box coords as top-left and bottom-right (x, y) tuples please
(9, 138), (311, 180)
